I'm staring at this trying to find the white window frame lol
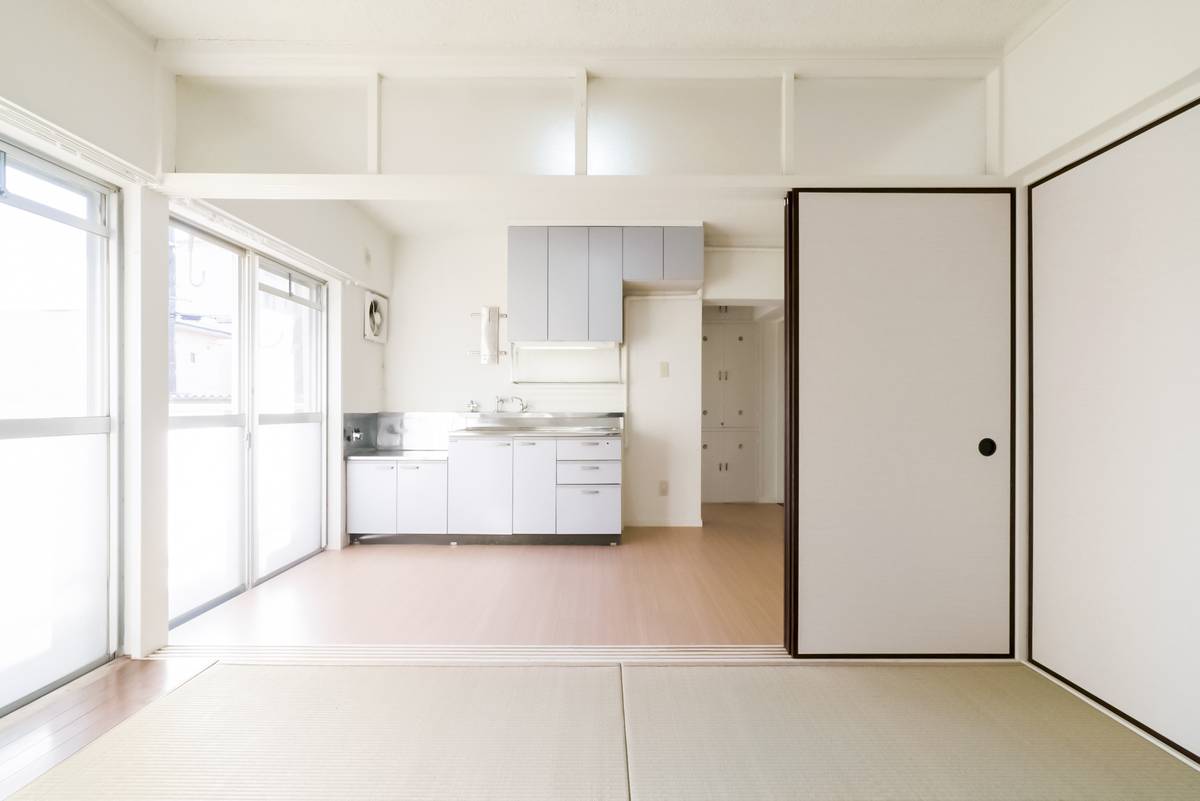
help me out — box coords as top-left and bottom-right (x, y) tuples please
(0, 137), (121, 712)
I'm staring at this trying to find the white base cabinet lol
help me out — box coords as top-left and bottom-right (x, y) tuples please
(396, 462), (448, 534)
(347, 461), (398, 535)
(513, 439), (556, 534)
(448, 438), (514, 535)
(556, 485), (621, 534)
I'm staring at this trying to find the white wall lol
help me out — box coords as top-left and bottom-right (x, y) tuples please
(384, 225), (624, 412)
(0, 0), (165, 174)
(623, 295), (703, 527)
(211, 200), (394, 413)
(1004, 0), (1200, 174)
(702, 249), (783, 305)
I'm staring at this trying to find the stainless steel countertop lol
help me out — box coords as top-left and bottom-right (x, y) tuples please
(346, 449), (448, 462)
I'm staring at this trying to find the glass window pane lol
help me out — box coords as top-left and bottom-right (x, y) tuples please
(3, 163), (97, 221)
(0, 203), (106, 419)
(256, 290), (319, 414)
(169, 226), (240, 416)
(254, 421), (322, 579)
(0, 434), (109, 713)
(168, 427), (245, 621)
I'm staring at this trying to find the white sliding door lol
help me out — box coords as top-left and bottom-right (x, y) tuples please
(1031, 101), (1200, 758)
(0, 142), (116, 714)
(253, 261), (325, 580)
(166, 224), (246, 624)
(794, 190), (1012, 656)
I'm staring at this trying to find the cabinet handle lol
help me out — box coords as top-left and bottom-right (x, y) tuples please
(580, 442), (601, 447)
(399, 465), (420, 470)
(517, 441), (537, 446)
(494, 442), (511, 447)
(580, 465), (601, 471)
(581, 489), (600, 495)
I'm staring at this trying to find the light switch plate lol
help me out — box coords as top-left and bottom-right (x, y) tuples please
(658, 480), (669, 496)
(659, 361), (670, 378)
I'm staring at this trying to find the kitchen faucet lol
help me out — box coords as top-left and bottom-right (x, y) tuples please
(494, 395), (528, 412)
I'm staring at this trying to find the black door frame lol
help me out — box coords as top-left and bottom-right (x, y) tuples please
(783, 187), (1017, 659)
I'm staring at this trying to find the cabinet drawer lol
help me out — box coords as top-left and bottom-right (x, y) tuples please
(556, 485), (621, 535)
(556, 437), (621, 461)
(556, 461), (621, 485)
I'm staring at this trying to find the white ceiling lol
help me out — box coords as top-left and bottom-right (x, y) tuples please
(107, 0), (1051, 52)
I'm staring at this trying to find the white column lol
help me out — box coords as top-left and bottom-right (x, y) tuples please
(122, 186), (170, 657)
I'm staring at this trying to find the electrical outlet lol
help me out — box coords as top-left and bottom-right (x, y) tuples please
(658, 480), (669, 496)
(659, 361), (670, 378)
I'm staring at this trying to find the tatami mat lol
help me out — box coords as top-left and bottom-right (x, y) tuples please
(10, 663), (629, 800)
(621, 663), (1200, 800)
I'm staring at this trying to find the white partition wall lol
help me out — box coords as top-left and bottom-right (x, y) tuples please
(1030, 99), (1200, 760)
(794, 190), (1013, 656)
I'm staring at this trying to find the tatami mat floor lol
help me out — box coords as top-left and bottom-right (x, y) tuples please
(7, 662), (1200, 800)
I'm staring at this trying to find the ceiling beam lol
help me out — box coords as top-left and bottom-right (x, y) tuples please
(156, 41), (1001, 81)
(158, 172), (1013, 202)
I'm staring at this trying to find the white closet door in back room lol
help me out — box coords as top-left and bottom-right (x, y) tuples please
(795, 190), (1012, 656)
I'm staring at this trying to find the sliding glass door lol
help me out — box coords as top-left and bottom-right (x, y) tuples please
(165, 227), (327, 626)
(0, 142), (116, 714)
(253, 261), (325, 581)
(166, 224), (246, 624)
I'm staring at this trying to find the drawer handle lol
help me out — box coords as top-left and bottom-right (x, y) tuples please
(399, 465), (420, 470)
(517, 442), (537, 446)
(581, 489), (601, 495)
(494, 442), (511, 447)
(580, 465), (601, 471)
(580, 442), (601, 447)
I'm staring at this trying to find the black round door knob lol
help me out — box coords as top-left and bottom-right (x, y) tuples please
(978, 438), (997, 457)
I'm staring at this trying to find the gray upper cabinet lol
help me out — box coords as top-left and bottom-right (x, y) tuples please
(548, 227), (589, 341)
(664, 226), (704, 281)
(588, 227), (623, 342)
(507, 226), (548, 342)
(622, 226), (663, 281)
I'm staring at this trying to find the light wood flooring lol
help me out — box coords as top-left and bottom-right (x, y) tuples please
(171, 503), (784, 646)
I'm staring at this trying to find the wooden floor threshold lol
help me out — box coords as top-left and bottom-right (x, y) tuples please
(150, 643), (792, 664)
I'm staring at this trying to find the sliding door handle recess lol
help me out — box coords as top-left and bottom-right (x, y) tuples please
(978, 438), (997, 457)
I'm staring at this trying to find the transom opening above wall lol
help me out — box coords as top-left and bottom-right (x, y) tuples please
(171, 75), (991, 177)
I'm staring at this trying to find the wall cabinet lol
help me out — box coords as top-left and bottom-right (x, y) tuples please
(448, 438), (513, 534)
(346, 461), (397, 534)
(664, 226), (704, 281)
(513, 438), (556, 534)
(701, 431), (759, 503)
(548, 226), (589, 341)
(395, 462), (448, 534)
(702, 322), (759, 429)
(621, 226), (663, 280)
(508, 226), (623, 343)
(507, 226), (548, 342)
(588, 227), (623, 342)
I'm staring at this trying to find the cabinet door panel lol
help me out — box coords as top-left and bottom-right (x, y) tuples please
(722, 324), (759, 429)
(448, 439), (513, 534)
(347, 461), (397, 534)
(588, 227), (623, 342)
(396, 462), (447, 534)
(513, 439), (556, 534)
(725, 432), (759, 502)
(701, 324), (725, 428)
(548, 227), (589, 341)
(701, 434), (725, 502)
(622, 226), (663, 281)
(507, 226), (548, 342)
(664, 226), (704, 281)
